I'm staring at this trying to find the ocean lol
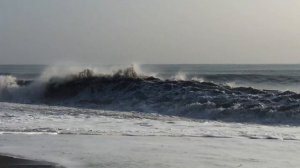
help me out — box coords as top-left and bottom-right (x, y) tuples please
(1, 64), (300, 167)
(1, 64), (300, 124)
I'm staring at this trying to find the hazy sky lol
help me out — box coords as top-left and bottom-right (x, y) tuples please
(1, 0), (300, 64)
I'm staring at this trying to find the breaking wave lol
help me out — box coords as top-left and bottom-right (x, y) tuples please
(0, 75), (19, 88)
(2, 66), (300, 124)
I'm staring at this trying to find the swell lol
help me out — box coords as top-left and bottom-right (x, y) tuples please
(159, 73), (300, 92)
(3, 68), (300, 124)
(200, 74), (300, 84)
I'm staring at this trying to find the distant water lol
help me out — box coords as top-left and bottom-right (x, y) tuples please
(142, 64), (300, 92)
(0, 65), (45, 80)
(1, 64), (300, 124)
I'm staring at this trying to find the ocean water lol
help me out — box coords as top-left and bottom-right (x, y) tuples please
(1, 64), (300, 135)
(142, 64), (300, 92)
(0, 64), (45, 80)
(2, 64), (300, 168)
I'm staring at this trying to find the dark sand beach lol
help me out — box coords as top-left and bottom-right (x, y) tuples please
(0, 155), (62, 168)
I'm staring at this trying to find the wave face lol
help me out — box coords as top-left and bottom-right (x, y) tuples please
(2, 65), (300, 123)
(38, 68), (300, 123)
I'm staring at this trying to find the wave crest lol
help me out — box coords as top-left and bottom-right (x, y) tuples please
(0, 75), (18, 89)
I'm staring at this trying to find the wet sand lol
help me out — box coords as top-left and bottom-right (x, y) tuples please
(0, 155), (62, 168)
(1, 134), (300, 168)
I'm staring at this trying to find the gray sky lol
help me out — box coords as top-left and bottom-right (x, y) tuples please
(1, 0), (300, 64)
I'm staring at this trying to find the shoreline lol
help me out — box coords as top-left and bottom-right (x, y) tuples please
(0, 154), (63, 168)
(1, 134), (300, 168)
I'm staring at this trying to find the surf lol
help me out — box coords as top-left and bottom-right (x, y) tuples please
(1, 66), (300, 124)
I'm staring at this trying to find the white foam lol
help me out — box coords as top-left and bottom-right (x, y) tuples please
(191, 77), (205, 82)
(0, 102), (299, 140)
(0, 75), (18, 89)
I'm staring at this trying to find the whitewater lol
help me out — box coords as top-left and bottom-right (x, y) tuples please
(1, 64), (300, 168)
